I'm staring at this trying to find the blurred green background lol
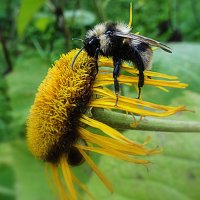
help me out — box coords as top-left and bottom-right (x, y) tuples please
(0, 0), (200, 199)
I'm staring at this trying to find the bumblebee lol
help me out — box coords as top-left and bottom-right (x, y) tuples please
(72, 5), (172, 104)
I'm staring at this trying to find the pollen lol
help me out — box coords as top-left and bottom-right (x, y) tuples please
(27, 49), (187, 200)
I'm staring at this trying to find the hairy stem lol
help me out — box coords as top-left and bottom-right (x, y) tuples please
(92, 109), (200, 132)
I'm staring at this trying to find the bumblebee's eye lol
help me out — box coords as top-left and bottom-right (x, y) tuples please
(88, 38), (94, 44)
(105, 30), (113, 35)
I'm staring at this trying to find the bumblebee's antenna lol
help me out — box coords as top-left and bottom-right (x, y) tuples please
(128, 2), (133, 29)
(70, 47), (84, 69)
(72, 38), (84, 42)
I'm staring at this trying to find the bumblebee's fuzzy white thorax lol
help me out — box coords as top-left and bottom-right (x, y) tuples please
(115, 23), (131, 34)
(85, 22), (131, 55)
(99, 34), (109, 54)
(86, 23), (106, 38)
(86, 22), (131, 38)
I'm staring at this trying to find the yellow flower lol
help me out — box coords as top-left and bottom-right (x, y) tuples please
(27, 49), (187, 200)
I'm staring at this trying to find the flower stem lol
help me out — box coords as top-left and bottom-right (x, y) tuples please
(92, 109), (200, 132)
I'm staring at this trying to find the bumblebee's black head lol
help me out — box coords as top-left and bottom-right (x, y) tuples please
(83, 36), (100, 57)
(84, 23), (109, 57)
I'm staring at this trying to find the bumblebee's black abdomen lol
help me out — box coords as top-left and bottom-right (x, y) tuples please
(111, 42), (145, 71)
(135, 42), (150, 52)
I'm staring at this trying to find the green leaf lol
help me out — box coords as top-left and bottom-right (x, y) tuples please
(11, 140), (54, 200)
(33, 13), (54, 32)
(6, 51), (49, 137)
(17, 0), (47, 37)
(153, 43), (200, 93)
(0, 143), (15, 200)
(0, 74), (11, 142)
(64, 10), (96, 26)
(138, 43), (200, 105)
(86, 91), (200, 200)
(0, 165), (15, 200)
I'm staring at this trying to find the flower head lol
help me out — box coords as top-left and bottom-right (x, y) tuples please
(27, 49), (187, 200)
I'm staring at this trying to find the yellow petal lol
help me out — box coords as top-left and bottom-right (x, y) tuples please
(60, 156), (77, 200)
(76, 144), (150, 165)
(92, 87), (185, 112)
(156, 86), (169, 92)
(95, 74), (187, 88)
(71, 173), (96, 200)
(80, 115), (134, 144)
(98, 58), (178, 79)
(78, 149), (113, 193)
(78, 127), (159, 155)
(89, 98), (185, 117)
(128, 2), (133, 28)
(51, 164), (69, 200)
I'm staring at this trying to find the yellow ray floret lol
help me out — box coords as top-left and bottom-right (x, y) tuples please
(95, 74), (187, 88)
(128, 2), (133, 28)
(98, 57), (188, 89)
(79, 149), (113, 192)
(91, 87), (185, 117)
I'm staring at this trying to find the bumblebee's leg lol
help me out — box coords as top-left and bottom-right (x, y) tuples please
(113, 57), (122, 106)
(147, 75), (151, 79)
(132, 47), (145, 99)
(94, 48), (100, 74)
(138, 70), (144, 99)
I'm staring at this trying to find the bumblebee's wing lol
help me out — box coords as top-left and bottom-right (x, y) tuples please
(113, 32), (172, 53)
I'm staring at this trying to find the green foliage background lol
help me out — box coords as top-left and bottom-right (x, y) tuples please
(0, 0), (200, 200)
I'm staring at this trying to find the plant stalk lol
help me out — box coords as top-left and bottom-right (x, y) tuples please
(92, 109), (200, 132)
